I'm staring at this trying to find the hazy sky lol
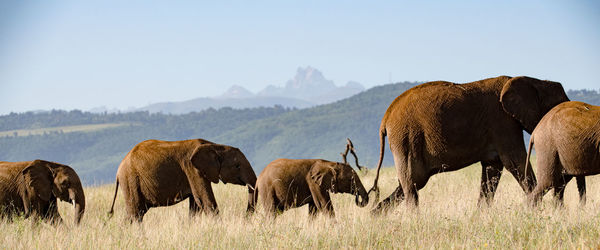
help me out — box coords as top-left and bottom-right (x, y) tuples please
(1, 1), (599, 114)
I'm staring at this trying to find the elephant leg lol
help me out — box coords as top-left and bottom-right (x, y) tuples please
(189, 196), (202, 217)
(478, 160), (503, 207)
(401, 182), (419, 209)
(308, 201), (318, 218)
(121, 177), (148, 223)
(127, 199), (148, 223)
(120, 178), (136, 222)
(529, 153), (561, 207)
(576, 176), (586, 206)
(371, 182), (404, 214)
(193, 185), (218, 216)
(130, 195), (149, 223)
(261, 188), (280, 218)
(553, 174), (572, 207)
(307, 179), (335, 217)
(44, 199), (62, 224)
(397, 153), (428, 209)
(183, 167), (219, 215)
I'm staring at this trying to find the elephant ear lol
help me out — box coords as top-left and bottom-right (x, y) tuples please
(190, 144), (223, 183)
(309, 162), (337, 193)
(500, 76), (545, 133)
(21, 160), (54, 202)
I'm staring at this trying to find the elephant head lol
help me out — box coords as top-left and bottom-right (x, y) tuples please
(310, 161), (369, 207)
(20, 160), (85, 224)
(500, 76), (569, 133)
(191, 144), (257, 214)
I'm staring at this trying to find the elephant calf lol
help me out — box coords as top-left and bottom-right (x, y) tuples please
(109, 139), (257, 222)
(527, 101), (599, 206)
(256, 159), (368, 217)
(0, 160), (85, 224)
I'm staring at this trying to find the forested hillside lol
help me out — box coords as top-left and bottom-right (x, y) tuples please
(0, 107), (292, 184)
(1, 85), (598, 185)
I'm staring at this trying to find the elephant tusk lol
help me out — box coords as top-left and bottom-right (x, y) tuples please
(246, 183), (255, 191)
(72, 200), (76, 210)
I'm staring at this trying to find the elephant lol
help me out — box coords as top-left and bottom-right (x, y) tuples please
(255, 158), (368, 217)
(368, 76), (570, 212)
(108, 139), (257, 222)
(0, 160), (85, 224)
(527, 101), (599, 206)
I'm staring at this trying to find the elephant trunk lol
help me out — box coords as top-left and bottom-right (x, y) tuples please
(244, 171), (257, 215)
(69, 186), (85, 225)
(246, 184), (256, 215)
(354, 182), (369, 207)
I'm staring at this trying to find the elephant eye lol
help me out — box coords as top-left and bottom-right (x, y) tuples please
(235, 164), (241, 169)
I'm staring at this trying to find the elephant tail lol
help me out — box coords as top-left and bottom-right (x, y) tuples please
(367, 126), (387, 203)
(108, 178), (119, 217)
(524, 134), (534, 186)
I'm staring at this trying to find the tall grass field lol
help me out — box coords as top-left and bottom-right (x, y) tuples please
(2, 164), (599, 249)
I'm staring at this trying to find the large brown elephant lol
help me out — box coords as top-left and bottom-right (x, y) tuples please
(0, 160), (85, 224)
(256, 159), (368, 217)
(369, 76), (569, 212)
(527, 101), (599, 206)
(108, 139), (257, 222)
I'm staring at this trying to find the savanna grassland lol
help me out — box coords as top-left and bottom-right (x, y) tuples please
(2, 164), (600, 249)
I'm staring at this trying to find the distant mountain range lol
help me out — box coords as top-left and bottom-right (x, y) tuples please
(113, 67), (365, 114)
(256, 67), (365, 105)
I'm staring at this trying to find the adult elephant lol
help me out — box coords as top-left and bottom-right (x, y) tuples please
(108, 139), (257, 222)
(0, 160), (85, 224)
(527, 101), (599, 207)
(368, 76), (569, 212)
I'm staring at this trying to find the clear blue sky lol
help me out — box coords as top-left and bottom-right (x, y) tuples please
(1, 1), (599, 114)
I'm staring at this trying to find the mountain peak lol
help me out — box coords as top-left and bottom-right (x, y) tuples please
(220, 85), (254, 99)
(286, 66), (335, 90)
(254, 66), (364, 103)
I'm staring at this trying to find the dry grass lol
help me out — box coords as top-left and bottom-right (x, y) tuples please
(2, 164), (600, 249)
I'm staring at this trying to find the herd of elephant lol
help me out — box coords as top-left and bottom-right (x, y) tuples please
(1, 75), (599, 225)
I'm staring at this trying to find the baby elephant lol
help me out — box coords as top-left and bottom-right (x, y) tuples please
(527, 101), (599, 206)
(256, 159), (368, 217)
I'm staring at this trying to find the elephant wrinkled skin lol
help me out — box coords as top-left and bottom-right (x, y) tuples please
(527, 101), (600, 206)
(109, 139), (257, 222)
(369, 76), (569, 212)
(0, 160), (85, 224)
(256, 159), (368, 217)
